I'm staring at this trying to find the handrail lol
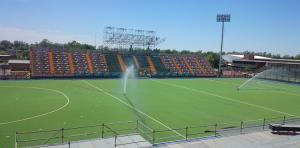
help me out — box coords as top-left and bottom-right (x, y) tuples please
(85, 50), (94, 74)
(16, 115), (300, 148)
(48, 49), (55, 75)
(67, 52), (75, 75)
(147, 56), (157, 73)
(155, 127), (186, 133)
(117, 54), (126, 72)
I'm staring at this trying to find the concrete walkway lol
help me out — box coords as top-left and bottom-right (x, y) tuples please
(39, 131), (300, 148)
(157, 131), (300, 148)
(38, 134), (151, 148)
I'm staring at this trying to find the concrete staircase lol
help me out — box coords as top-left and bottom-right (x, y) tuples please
(48, 49), (55, 76)
(67, 53), (75, 76)
(117, 54), (127, 72)
(147, 56), (157, 74)
(85, 50), (94, 74)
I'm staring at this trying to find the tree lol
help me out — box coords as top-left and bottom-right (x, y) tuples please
(202, 51), (219, 69)
(181, 50), (191, 54)
(0, 40), (13, 51)
(12, 41), (29, 59)
(67, 41), (80, 49)
(283, 55), (292, 59)
(81, 44), (94, 49)
(39, 39), (52, 48)
(14, 41), (28, 51)
(164, 49), (172, 54)
(272, 54), (281, 59)
(153, 48), (160, 53)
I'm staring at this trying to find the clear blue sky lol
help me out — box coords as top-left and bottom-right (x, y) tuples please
(0, 0), (299, 55)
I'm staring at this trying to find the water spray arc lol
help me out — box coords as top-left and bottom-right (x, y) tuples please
(237, 67), (273, 90)
(121, 65), (146, 123)
(122, 65), (136, 95)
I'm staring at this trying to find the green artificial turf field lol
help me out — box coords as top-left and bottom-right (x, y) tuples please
(1, 78), (300, 147)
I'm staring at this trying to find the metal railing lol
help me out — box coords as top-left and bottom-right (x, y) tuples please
(15, 115), (300, 147)
(15, 120), (152, 148)
(151, 115), (300, 146)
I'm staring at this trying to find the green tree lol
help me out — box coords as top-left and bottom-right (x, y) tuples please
(202, 51), (219, 68)
(181, 50), (191, 54)
(39, 39), (52, 48)
(0, 40), (13, 51)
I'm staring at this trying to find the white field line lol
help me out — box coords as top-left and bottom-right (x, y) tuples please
(0, 86), (70, 126)
(206, 79), (243, 86)
(153, 79), (267, 127)
(151, 79), (295, 117)
(82, 80), (185, 139)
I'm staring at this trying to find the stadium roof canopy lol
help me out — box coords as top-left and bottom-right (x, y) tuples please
(8, 60), (30, 64)
(0, 55), (11, 57)
(222, 54), (271, 63)
(233, 59), (300, 65)
(223, 54), (300, 67)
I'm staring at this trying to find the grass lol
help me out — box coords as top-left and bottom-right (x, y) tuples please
(0, 78), (300, 147)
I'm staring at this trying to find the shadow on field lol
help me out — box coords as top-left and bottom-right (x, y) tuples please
(123, 94), (146, 124)
(238, 87), (286, 91)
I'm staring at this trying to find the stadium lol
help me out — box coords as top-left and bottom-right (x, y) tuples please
(1, 1), (300, 148)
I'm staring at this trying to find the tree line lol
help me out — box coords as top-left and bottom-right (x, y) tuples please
(0, 39), (95, 59)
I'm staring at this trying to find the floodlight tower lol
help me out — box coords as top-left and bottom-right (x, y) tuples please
(217, 14), (231, 77)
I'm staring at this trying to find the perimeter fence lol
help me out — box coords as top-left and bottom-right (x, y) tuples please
(15, 115), (300, 147)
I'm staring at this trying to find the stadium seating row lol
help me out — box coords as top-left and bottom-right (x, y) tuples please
(223, 70), (244, 77)
(31, 49), (51, 77)
(30, 49), (216, 78)
(159, 55), (216, 76)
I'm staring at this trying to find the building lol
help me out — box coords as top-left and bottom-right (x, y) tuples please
(0, 60), (30, 79)
(222, 54), (300, 82)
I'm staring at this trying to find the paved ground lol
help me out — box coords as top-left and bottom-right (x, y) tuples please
(37, 130), (300, 148)
(34, 118), (300, 148)
(156, 131), (300, 148)
(38, 134), (151, 148)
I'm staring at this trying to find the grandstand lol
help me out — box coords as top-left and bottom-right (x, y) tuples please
(3, 49), (299, 81)
(29, 49), (217, 78)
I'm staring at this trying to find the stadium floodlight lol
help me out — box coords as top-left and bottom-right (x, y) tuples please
(216, 14), (231, 77)
(217, 14), (231, 22)
(103, 26), (165, 50)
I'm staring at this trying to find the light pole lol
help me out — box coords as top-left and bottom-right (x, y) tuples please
(217, 14), (230, 77)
